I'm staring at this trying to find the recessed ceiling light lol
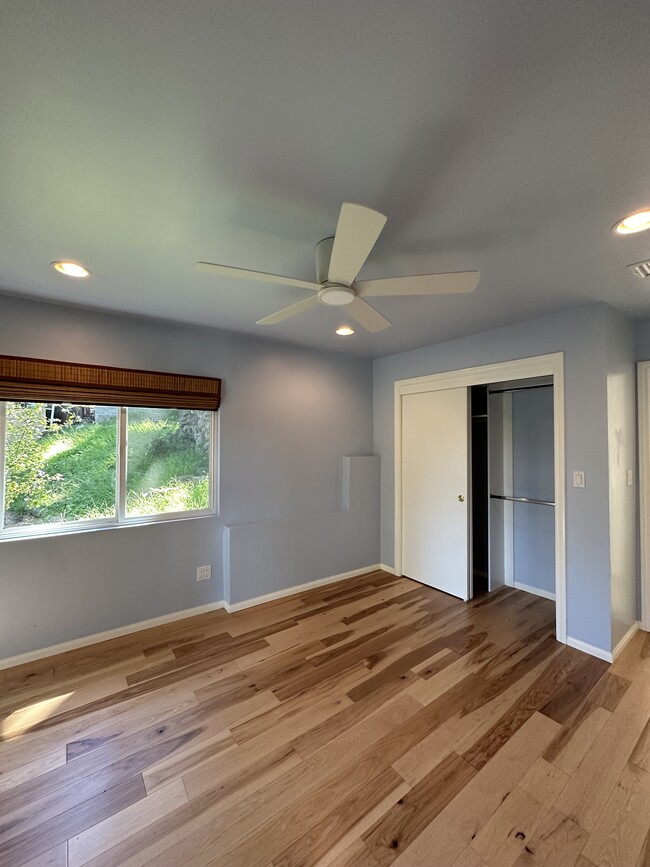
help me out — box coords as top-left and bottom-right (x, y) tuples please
(336, 326), (354, 336)
(52, 261), (91, 278)
(613, 210), (650, 235)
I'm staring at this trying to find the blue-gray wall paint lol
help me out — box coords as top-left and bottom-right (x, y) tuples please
(0, 294), (641, 662)
(512, 387), (554, 503)
(0, 294), (377, 659)
(226, 456), (380, 604)
(373, 304), (614, 653)
(512, 387), (555, 596)
(634, 318), (650, 362)
(606, 307), (638, 648)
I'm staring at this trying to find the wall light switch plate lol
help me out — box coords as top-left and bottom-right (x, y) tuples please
(573, 471), (585, 488)
(627, 469), (634, 486)
(196, 565), (211, 582)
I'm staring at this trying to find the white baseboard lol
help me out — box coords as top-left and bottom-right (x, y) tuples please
(380, 563), (398, 575)
(223, 564), (382, 613)
(567, 620), (641, 665)
(513, 581), (556, 602)
(0, 564), (391, 670)
(612, 620), (640, 661)
(0, 601), (225, 671)
(566, 635), (613, 663)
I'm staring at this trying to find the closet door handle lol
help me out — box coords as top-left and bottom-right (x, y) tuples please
(458, 494), (465, 502)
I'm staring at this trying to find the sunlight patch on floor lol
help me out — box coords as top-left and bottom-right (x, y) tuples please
(1, 691), (73, 739)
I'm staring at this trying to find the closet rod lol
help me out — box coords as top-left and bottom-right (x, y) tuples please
(490, 493), (555, 507)
(488, 383), (553, 395)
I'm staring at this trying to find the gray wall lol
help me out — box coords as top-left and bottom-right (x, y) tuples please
(1, 293), (641, 662)
(635, 318), (650, 362)
(226, 456), (380, 604)
(606, 307), (638, 648)
(512, 387), (555, 596)
(373, 304), (614, 653)
(0, 294), (377, 659)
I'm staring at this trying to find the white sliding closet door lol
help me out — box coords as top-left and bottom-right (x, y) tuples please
(401, 387), (469, 600)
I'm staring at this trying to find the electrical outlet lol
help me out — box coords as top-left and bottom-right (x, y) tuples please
(196, 565), (211, 582)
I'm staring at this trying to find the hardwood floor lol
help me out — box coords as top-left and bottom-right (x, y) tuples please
(0, 570), (648, 866)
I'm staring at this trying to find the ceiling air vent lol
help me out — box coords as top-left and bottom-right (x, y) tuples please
(627, 260), (650, 279)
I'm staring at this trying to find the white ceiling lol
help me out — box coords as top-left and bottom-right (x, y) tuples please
(1, 0), (650, 357)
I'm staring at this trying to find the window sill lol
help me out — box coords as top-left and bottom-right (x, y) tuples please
(0, 510), (218, 543)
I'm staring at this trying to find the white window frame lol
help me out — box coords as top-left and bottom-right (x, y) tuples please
(0, 402), (218, 541)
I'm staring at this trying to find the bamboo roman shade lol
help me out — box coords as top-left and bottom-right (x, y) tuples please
(0, 355), (221, 411)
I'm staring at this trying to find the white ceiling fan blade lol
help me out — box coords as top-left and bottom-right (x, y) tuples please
(256, 295), (319, 325)
(345, 297), (391, 333)
(356, 271), (479, 297)
(327, 204), (387, 286)
(196, 262), (319, 292)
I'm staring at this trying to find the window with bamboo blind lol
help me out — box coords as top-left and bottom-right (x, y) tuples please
(0, 356), (220, 538)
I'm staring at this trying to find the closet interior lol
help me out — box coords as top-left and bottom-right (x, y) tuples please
(470, 377), (555, 617)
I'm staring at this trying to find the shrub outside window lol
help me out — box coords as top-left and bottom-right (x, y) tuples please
(0, 401), (215, 538)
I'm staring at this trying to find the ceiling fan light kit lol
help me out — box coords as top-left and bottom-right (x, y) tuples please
(318, 284), (355, 306)
(197, 202), (480, 333)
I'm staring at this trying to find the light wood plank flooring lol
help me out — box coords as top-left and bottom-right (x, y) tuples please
(0, 570), (649, 866)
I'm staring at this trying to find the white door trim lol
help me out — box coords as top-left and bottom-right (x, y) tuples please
(394, 352), (566, 643)
(502, 391), (515, 587)
(637, 361), (650, 631)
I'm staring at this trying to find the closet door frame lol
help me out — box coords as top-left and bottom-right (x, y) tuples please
(394, 352), (566, 644)
(637, 361), (650, 631)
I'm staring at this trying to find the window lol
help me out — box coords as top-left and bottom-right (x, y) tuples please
(125, 407), (211, 517)
(0, 402), (215, 538)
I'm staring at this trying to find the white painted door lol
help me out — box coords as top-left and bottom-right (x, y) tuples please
(401, 388), (469, 599)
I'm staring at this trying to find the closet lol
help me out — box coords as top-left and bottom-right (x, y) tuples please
(400, 373), (556, 611)
(472, 377), (555, 603)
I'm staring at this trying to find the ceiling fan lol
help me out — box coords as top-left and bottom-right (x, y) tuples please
(196, 203), (479, 333)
